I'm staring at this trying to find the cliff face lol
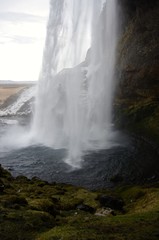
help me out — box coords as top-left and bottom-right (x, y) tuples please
(115, 0), (159, 144)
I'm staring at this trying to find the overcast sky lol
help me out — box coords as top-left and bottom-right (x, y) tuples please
(0, 0), (50, 81)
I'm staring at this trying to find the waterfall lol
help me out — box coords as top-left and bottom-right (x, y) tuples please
(32, 0), (119, 168)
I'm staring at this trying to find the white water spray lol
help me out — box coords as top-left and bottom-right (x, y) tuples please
(33, 0), (119, 168)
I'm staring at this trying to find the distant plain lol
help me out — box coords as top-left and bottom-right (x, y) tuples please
(0, 81), (35, 105)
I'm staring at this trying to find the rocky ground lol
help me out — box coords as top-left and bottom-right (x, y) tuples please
(1, 164), (159, 240)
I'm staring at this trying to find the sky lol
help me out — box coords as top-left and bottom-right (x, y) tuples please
(0, 0), (50, 81)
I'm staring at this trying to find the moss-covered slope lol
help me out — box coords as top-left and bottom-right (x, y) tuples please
(1, 164), (159, 240)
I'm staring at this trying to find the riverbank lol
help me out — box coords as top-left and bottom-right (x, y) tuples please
(1, 164), (159, 240)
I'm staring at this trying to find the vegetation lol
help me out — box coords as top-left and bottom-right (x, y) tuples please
(1, 164), (159, 240)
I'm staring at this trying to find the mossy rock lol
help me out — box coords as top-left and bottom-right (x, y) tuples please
(15, 175), (31, 183)
(2, 195), (28, 209)
(29, 198), (58, 216)
(0, 164), (12, 180)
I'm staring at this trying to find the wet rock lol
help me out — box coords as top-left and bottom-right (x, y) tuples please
(98, 195), (124, 211)
(0, 179), (5, 193)
(76, 204), (95, 214)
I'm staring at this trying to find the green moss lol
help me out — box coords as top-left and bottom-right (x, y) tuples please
(118, 186), (146, 201)
(0, 164), (12, 178)
(1, 166), (159, 240)
(0, 207), (55, 239)
(22, 210), (55, 230)
(37, 210), (159, 240)
(114, 98), (159, 144)
(28, 198), (57, 216)
(75, 189), (99, 208)
(2, 195), (28, 209)
(57, 188), (99, 210)
(116, 185), (159, 214)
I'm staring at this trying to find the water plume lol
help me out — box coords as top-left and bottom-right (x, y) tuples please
(32, 0), (119, 168)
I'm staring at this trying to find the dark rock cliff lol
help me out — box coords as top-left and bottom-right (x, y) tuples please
(115, 0), (159, 144)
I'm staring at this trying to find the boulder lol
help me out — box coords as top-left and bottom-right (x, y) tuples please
(98, 195), (125, 211)
(76, 204), (95, 214)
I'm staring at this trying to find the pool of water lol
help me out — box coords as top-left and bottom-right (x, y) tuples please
(0, 117), (159, 189)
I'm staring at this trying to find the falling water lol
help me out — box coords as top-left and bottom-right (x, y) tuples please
(32, 0), (119, 168)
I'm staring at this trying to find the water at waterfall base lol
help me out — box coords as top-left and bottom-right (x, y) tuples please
(0, 119), (159, 189)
